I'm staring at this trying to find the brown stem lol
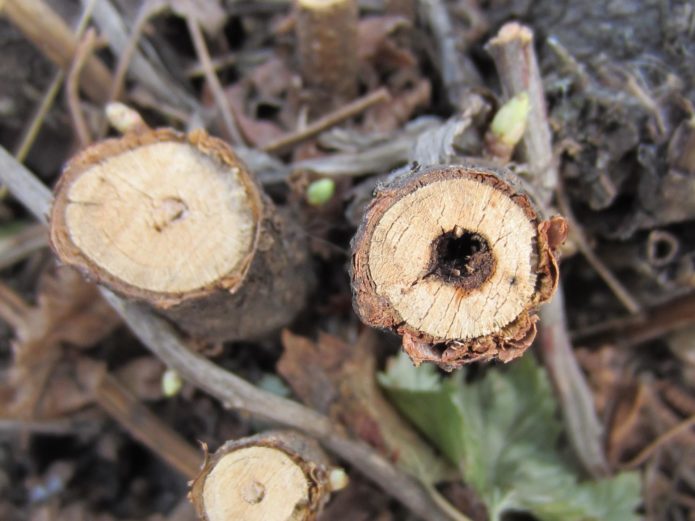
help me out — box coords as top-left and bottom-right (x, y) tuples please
(556, 179), (642, 314)
(487, 22), (609, 476)
(66, 28), (97, 147)
(486, 22), (557, 204)
(94, 372), (201, 478)
(186, 15), (245, 146)
(621, 413), (695, 469)
(350, 162), (565, 369)
(14, 0), (98, 160)
(0, 145), (454, 521)
(2, 0), (112, 103)
(261, 87), (390, 154)
(420, 0), (484, 109)
(49, 129), (313, 342)
(189, 431), (335, 521)
(572, 293), (695, 347)
(294, 0), (359, 112)
(539, 288), (609, 477)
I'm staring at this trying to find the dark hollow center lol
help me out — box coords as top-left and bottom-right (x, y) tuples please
(430, 229), (496, 290)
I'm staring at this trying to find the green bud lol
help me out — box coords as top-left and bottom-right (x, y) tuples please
(161, 368), (183, 397)
(490, 92), (530, 147)
(306, 178), (336, 206)
(328, 467), (349, 491)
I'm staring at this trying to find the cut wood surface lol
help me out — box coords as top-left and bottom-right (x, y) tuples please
(351, 163), (566, 368)
(50, 128), (313, 342)
(189, 431), (333, 521)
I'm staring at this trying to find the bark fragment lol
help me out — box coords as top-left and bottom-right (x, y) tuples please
(49, 128), (313, 342)
(351, 163), (566, 369)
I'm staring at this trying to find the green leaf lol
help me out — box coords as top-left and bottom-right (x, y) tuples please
(379, 354), (641, 521)
(378, 354), (466, 464)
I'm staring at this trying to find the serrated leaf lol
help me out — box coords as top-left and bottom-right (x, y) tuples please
(379, 353), (641, 521)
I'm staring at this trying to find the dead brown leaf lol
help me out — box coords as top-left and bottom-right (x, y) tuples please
(358, 16), (416, 71)
(0, 265), (119, 419)
(226, 83), (285, 147)
(278, 328), (450, 484)
(363, 77), (431, 133)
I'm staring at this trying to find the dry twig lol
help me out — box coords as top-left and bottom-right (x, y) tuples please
(94, 373), (201, 478)
(65, 28), (98, 147)
(622, 414), (695, 469)
(262, 88), (391, 154)
(186, 15), (245, 145)
(2, 0), (112, 103)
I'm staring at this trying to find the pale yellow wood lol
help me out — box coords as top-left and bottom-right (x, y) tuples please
(203, 446), (309, 521)
(368, 178), (536, 340)
(64, 141), (256, 293)
(298, 0), (347, 8)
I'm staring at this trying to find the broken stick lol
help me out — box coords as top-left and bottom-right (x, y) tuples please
(351, 163), (566, 369)
(49, 128), (312, 342)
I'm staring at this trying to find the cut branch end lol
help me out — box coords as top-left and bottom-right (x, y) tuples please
(351, 164), (566, 368)
(189, 432), (334, 521)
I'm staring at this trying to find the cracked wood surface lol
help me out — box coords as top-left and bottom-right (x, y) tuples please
(352, 164), (566, 368)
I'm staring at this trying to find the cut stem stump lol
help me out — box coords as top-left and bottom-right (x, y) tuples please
(189, 431), (334, 521)
(351, 163), (566, 369)
(49, 128), (312, 342)
(295, 0), (359, 111)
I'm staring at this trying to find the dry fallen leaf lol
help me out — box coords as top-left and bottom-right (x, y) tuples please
(278, 328), (450, 485)
(0, 265), (120, 419)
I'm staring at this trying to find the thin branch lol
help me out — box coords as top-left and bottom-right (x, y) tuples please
(262, 87), (391, 154)
(13, 0), (97, 160)
(107, 0), (168, 105)
(622, 414), (695, 469)
(556, 180), (642, 314)
(539, 287), (610, 477)
(94, 373), (201, 478)
(66, 28), (98, 147)
(186, 16), (245, 146)
(0, 145), (456, 521)
(487, 22), (609, 477)
(572, 292), (695, 347)
(0, 224), (47, 272)
(486, 22), (557, 204)
(85, 0), (197, 112)
(419, 0), (482, 109)
(2, 0), (112, 103)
